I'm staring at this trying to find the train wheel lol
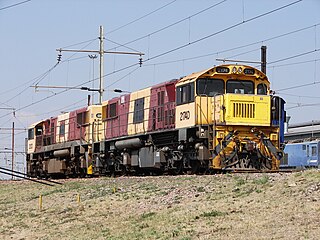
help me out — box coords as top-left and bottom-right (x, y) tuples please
(262, 158), (272, 170)
(190, 161), (200, 174)
(111, 159), (126, 176)
(171, 160), (183, 175)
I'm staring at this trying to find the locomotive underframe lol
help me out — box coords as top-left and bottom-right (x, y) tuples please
(27, 124), (282, 178)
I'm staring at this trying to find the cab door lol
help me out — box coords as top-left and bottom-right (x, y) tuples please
(156, 90), (165, 130)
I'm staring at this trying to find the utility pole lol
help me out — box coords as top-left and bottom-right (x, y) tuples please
(56, 25), (144, 105)
(88, 54), (98, 105)
(261, 46), (267, 74)
(99, 26), (104, 105)
(0, 107), (16, 179)
(12, 121), (14, 180)
(216, 45), (268, 71)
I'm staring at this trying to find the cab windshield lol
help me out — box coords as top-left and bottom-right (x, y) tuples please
(196, 78), (224, 96)
(226, 80), (254, 94)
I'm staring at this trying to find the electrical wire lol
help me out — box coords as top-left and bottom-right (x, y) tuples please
(143, 23), (320, 67)
(286, 103), (320, 110)
(106, 0), (178, 35)
(106, 66), (141, 88)
(14, 115), (27, 129)
(0, 64), (56, 96)
(1, 63), (59, 105)
(0, 0), (303, 121)
(268, 49), (319, 65)
(1, 38), (97, 107)
(276, 80), (320, 92)
(224, 48), (260, 60)
(0, 0), (31, 11)
(17, 97), (88, 118)
(0, 62), (140, 120)
(269, 58), (320, 68)
(118, 0), (227, 47)
(105, 38), (142, 53)
(61, 38), (98, 49)
(144, 0), (303, 63)
(58, 0), (176, 53)
(280, 92), (320, 99)
(0, 117), (14, 128)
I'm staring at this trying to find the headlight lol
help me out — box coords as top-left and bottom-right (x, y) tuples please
(238, 67), (242, 73)
(232, 67), (237, 73)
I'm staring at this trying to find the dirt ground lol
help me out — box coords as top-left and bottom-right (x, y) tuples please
(0, 169), (319, 240)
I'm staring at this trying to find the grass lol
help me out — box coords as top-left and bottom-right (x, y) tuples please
(253, 175), (269, 185)
(199, 210), (227, 218)
(0, 170), (319, 239)
(140, 211), (156, 219)
(235, 176), (247, 186)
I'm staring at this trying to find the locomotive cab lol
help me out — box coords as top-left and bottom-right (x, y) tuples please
(175, 65), (285, 170)
(27, 121), (45, 155)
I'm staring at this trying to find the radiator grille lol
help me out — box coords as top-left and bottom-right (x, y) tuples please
(233, 103), (255, 118)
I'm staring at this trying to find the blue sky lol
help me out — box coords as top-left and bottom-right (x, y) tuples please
(0, 0), (320, 177)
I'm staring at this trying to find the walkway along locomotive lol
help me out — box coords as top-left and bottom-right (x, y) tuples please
(26, 64), (286, 177)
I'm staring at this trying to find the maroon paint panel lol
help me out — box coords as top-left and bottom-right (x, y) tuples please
(50, 117), (57, 144)
(105, 94), (130, 139)
(42, 119), (51, 146)
(68, 107), (87, 141)
(148, 79), (178, 132)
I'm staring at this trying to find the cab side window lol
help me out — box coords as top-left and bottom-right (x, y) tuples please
(28, 129), (34, 140)
(176, 83), (194, 105)
(257, 83), (267, 95)
(133, 98), (144, 123)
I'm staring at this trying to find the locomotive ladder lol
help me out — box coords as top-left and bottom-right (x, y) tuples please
(208, 124), (215, 161)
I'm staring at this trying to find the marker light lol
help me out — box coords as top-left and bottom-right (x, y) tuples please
(232, 67), (237, 73)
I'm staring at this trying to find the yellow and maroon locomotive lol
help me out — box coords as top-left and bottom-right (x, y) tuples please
(26, 64), (285, 177)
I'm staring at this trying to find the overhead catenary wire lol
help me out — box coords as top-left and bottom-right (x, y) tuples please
(0, 0), (31, 11)
(0, 62), (140, 120)
(286, 103), (320, 110)
(117, 0), (227, 47)
(106, 66), (141, 88)
(1, 38), (97, 108)
(144, 0), (303, 63)
(0, 0), (303, 121)
(16, 97), (88, 118)
(268, 58), (320, 68)
(106, 0), (178, 35)
(0, 63), (58, 96)
(268, 49), (320, 65)
(0, 128), (28, 141)
(61, 38), (98, 49)
(280, 92), (320, 99)
(276, 80), (320, 92)
(223, 48), (260, 60)
(105, 38), (142, 53)
(1, 0), (176, 103)
(143, 23), (320, 67)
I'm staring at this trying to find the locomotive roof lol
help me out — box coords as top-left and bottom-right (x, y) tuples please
(176, 64), (268, 85)
(28, 120), (45, 129)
